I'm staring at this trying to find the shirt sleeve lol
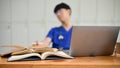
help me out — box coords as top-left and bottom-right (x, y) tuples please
(46, 28), (55, 40)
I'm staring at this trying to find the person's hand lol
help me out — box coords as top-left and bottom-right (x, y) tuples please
(30, 41), (48, 49)
(32, 41), (42, 46)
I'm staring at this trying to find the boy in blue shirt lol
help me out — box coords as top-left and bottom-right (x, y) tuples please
(33, 3), (72, 50)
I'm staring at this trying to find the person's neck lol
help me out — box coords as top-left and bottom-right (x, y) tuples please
(62, 20), (72, 31)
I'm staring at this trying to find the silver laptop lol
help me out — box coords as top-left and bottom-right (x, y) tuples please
(70, 26), (120, 56)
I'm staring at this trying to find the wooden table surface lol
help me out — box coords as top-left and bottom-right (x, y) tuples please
(0, 56), (120, 68)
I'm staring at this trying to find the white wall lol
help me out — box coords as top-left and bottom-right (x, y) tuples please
(0, 0), (120, 47)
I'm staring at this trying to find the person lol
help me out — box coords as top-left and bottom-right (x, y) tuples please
(32, 2), (73, 50)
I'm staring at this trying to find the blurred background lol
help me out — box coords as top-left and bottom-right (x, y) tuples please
(0, 0), (120, 47)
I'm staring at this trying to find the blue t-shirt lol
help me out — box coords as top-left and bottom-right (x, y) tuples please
(46, 26), (73, 50)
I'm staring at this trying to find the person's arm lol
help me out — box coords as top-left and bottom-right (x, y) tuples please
(31, 28), (54, 48)
(30, 37), (51, 48)
(40, 37), (52, 46)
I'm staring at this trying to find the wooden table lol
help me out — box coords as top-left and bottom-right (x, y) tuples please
(0, 56), (120, 68)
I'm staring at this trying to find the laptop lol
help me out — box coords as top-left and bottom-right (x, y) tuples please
(70, 26), (120, 56)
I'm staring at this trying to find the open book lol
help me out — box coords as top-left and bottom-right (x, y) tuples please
(8, 51), (73, 61)
(0, 45), (59, 56)
(0, 45), (26, 56)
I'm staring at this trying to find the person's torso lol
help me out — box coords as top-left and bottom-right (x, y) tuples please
(51, 26), (73, 50)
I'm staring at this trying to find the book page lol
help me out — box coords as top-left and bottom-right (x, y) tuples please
(11, 47), (58, 55)
(41, 51), (74, 60)
(0, 45), (25, 56)
(8, 53), (41, 61)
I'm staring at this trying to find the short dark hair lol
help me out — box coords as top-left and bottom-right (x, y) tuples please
(54, 2), (71, 14)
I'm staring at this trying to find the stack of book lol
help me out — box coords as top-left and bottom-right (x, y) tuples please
(0, 45), (73, 62)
